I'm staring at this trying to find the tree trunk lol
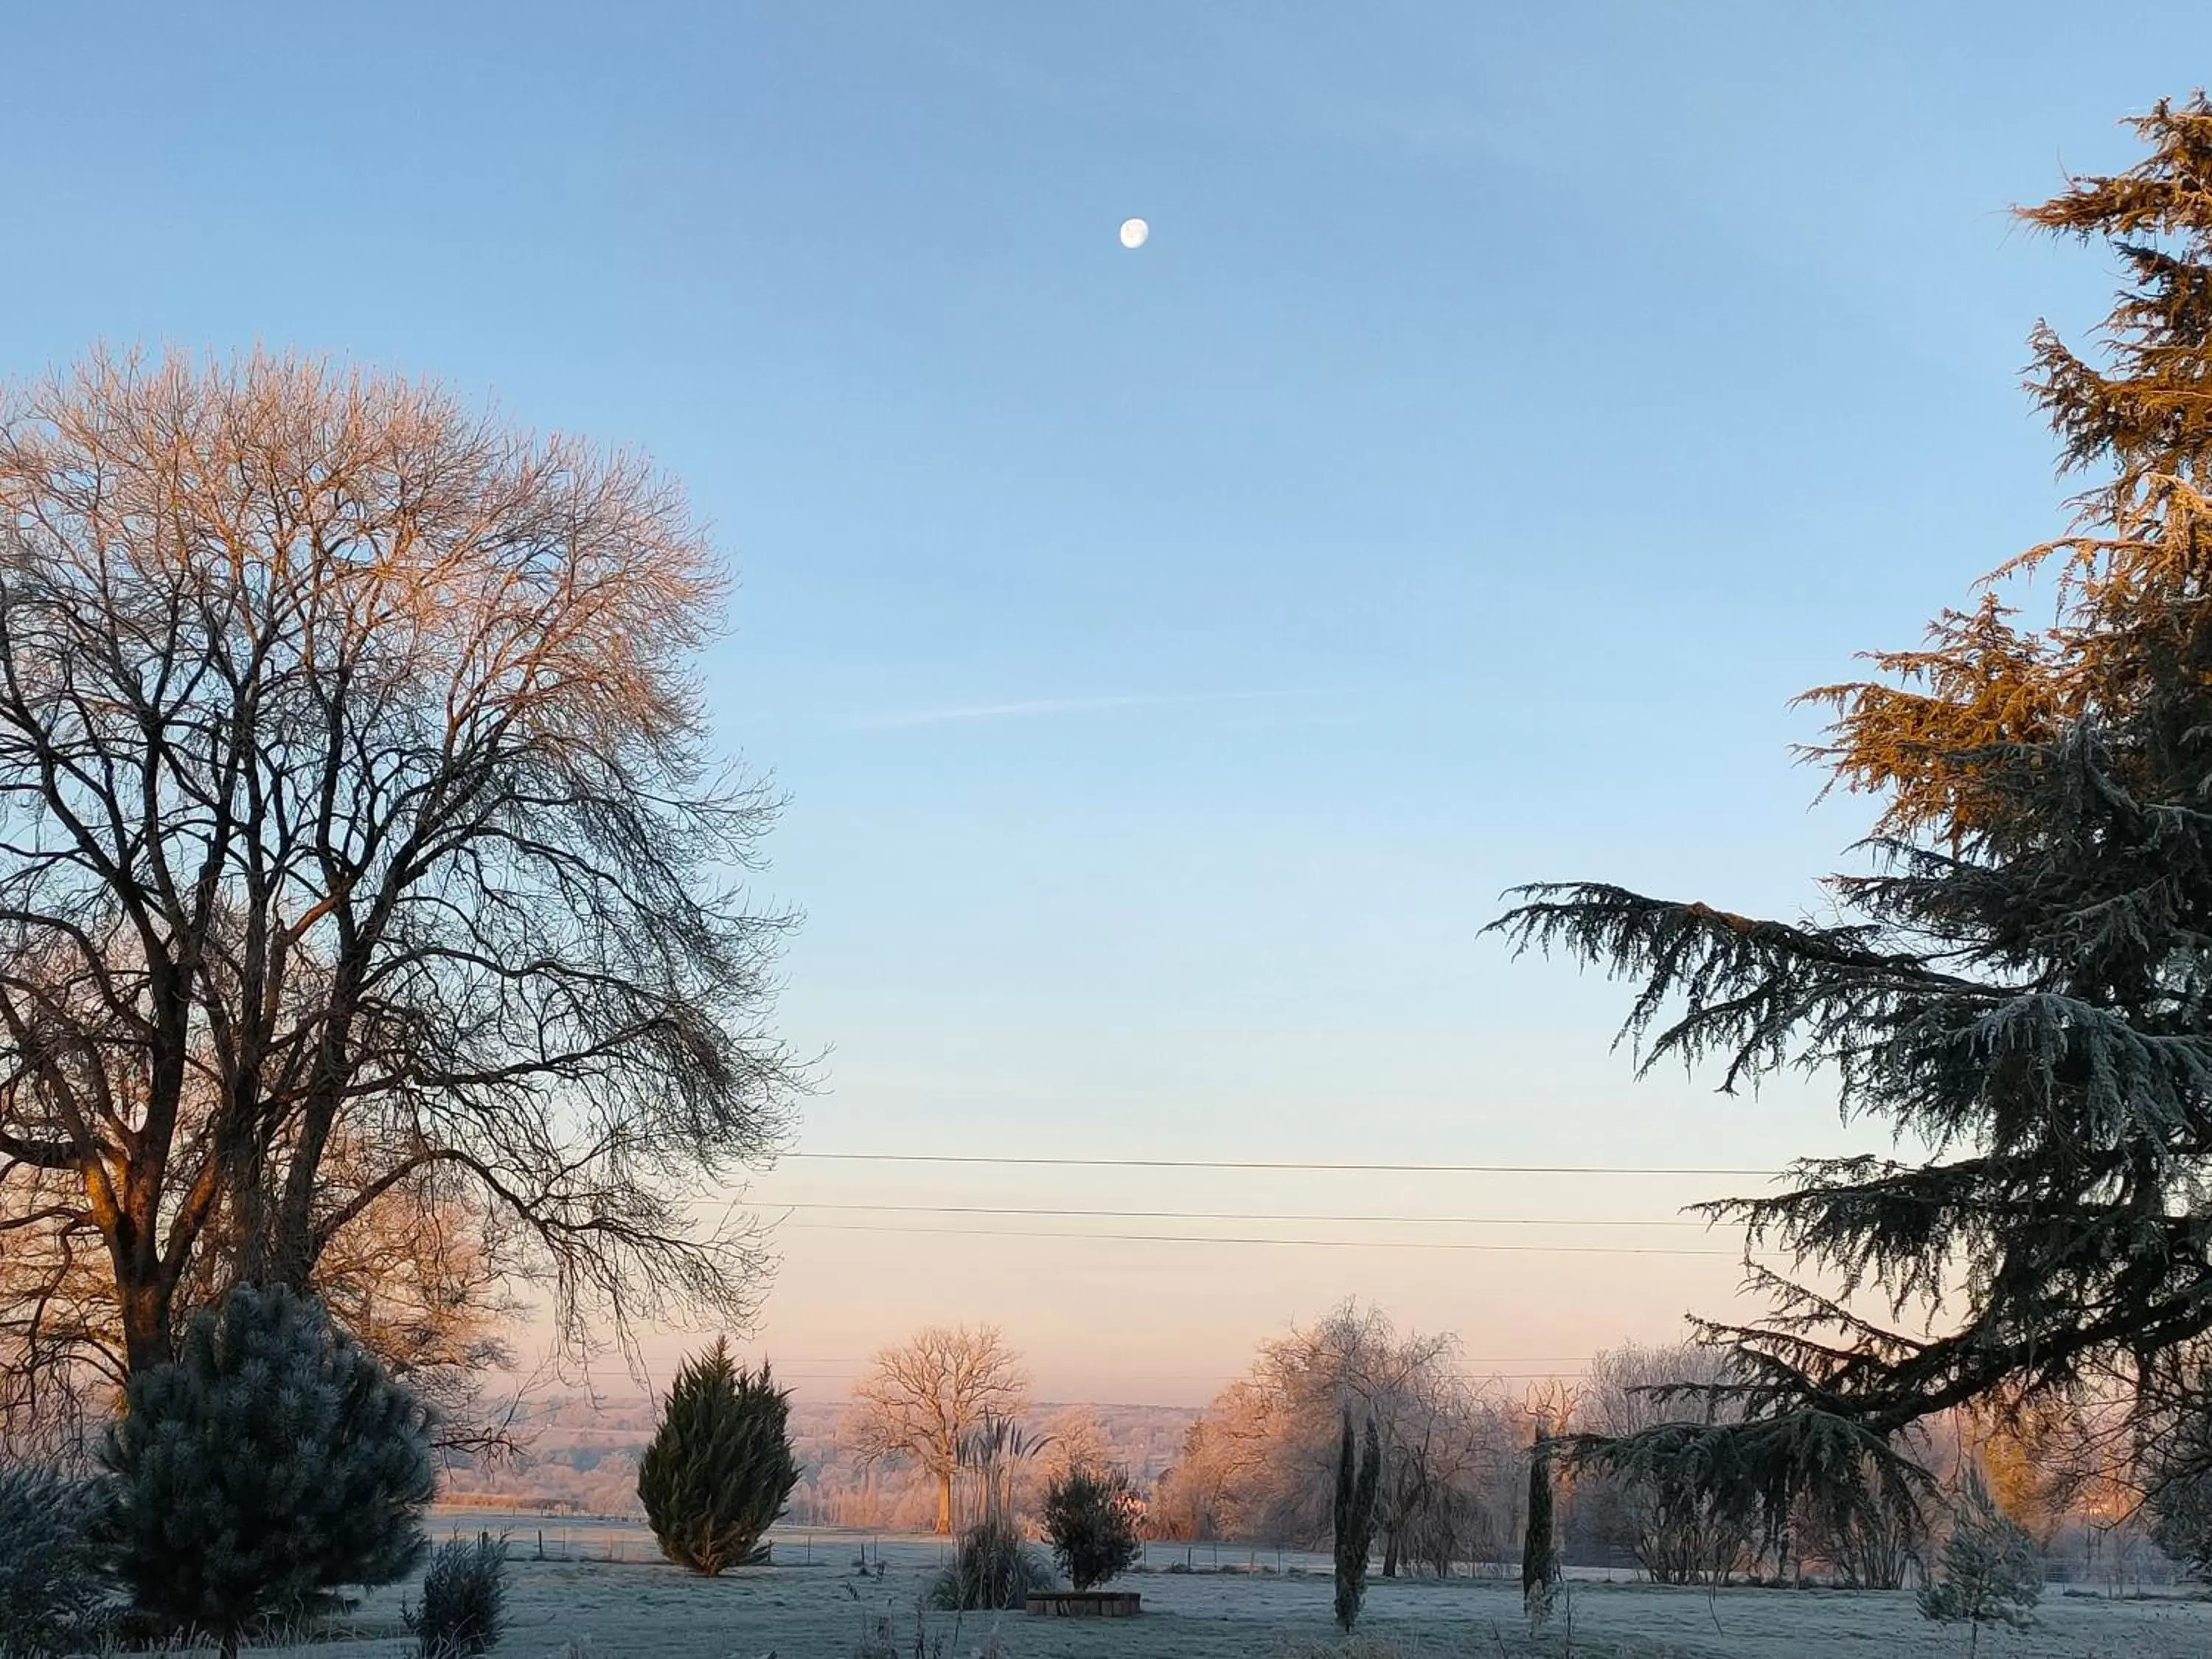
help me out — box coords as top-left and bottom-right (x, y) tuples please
(936, 1470), (953, 1535)
(111, 1229), (176, 1374)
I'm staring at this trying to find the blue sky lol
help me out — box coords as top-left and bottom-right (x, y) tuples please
(4, 3), (2193, 1402)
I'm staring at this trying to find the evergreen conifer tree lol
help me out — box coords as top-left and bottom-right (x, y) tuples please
(0, 1461), (108, 1656)
(1917, 1471), (2042, 1656)
(100, 1284), (434, 1658)
(1332, 1411), (1382, 1632)
(1492, 94), (2212, 1535)
(1522, 1426), (1559, 1631)
(637, 1340), (799, 1576)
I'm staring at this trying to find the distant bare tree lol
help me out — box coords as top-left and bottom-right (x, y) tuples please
(1205, 1299), (1512, 1573)
(1039, 1405), (1110, 1479)
(0, 350), (799, 1418)
(846, 1324), (1028, 1534)
(1148, 1419), (1234, 1543)
(1392, 1368), (1513, 1576)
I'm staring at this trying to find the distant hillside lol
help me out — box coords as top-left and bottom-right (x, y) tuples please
(442, 1392), (1200, 1523)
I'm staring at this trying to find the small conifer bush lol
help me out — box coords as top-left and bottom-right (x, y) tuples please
(636, 1340), (800, 1576)
(405, 1534), (507, 1659)
(0, 1460), (108, 1656)
(1917, 1470), (2042, 1655)
(1042, 1465), (1141, 1591)
(100, 1284), (436, 1653)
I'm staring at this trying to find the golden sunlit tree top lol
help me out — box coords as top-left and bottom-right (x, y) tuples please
(1814, 92), (2212, 841)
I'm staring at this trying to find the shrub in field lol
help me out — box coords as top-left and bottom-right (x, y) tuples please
(405, 1534), (507, 1658)
(0, 1460), (108, 1655)
(637, 1340), (799, 1575)
(1042, 1465), (1141, 1591)
(928, 1517), (1054, 1611)
(1917, 1470), (2042, 1655)
(100, 1284), (435, 1656)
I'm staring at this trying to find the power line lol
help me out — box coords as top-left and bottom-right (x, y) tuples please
(596, 1355), (1602, 1371)
(782, 1221), (1758, 1257)
(765, 1201), (1710, 1228)
(752, 1380), (1601, 1389)
(781, 1152), (1778, 1177)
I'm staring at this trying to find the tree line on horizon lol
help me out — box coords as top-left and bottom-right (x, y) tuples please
(437, 1300), (2191, 1597)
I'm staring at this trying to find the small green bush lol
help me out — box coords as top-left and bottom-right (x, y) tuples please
(927, 1517), (1053, 1611)
(405, 1535), (507, 1658)
(1042, 1465), (1141, 1591)
(0, 1461), (108, 1655)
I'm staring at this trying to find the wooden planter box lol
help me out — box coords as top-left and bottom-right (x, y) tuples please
(1025, 1590), (1142, 1618)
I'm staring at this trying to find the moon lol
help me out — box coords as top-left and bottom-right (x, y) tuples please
(1119, 218), (1150, 249)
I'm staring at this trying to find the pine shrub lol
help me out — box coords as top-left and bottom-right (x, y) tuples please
(0, 1460), (108, 1656)
(100, 1284), (436, 1651)
(1916, 1471), (2042, 1655)
(1042, 1464), (1141, 1591)
(927, 1517), (1054, 1611)
(637, 1340), (799, 1576)
(405, 1534), (507, 1659)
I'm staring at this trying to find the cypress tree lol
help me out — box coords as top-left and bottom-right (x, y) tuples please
(1491, 94), (2212, 1534)
(1521, 1425), (1559, 1631)
(1332, 1411), (1382, 1632)
(100, 1284), (434, 1658)
(637, 1340), (799, 1576)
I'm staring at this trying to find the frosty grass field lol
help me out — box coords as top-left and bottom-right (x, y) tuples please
(243, 1523), (2212, 1659)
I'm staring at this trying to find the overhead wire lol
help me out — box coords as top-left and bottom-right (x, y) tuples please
(762, 1200), (1712, 1228)
(778, 1151), (1782, 1177)
(738, 1156), (1773, 1253)
(780, 1220), (1759, 1256)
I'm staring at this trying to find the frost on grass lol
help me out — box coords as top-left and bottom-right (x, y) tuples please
(232, 1545), (2212, 1659)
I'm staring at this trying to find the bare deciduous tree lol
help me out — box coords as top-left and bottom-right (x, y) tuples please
(1, 1135), (529, 1454)
(1203, 1299), (1516, 1574)
(846, 1324), (1028, 1534)
(0, 350), (799, 1416)
(1147, 1419), (1234, 1543)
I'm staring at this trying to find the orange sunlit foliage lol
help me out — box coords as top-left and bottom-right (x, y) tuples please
(1809, 96), (2212, 844)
